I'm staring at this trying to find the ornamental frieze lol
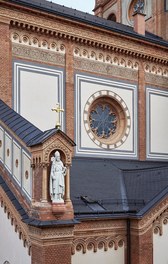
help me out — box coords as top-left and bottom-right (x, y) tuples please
(12, 44), (65, 66)
(145, 73), (168, 87)
(144, 63), (168, 77)
(74, 46), (139, 69)
(74, 219), (126, 231)
(131, 197), (168, 235)
(11, 31), (65, 54)
(153, 209), (168, 236)
(0, 6), (167, 62)
(29, 225), (74, 240)
(74, 57), (138, 80)
(72, 235), (125, 255)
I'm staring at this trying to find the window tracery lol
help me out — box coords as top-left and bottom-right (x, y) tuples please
(89, 104), (117, 139)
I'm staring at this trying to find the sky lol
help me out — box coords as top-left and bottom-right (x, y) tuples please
(50, 0), (95, 14)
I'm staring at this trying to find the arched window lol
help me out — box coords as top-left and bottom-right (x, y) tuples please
(107, 13), (116, 22)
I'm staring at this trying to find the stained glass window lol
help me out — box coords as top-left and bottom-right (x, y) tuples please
(89, 104), (117, 139)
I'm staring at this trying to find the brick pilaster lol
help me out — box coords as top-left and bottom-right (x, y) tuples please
(138, 61), (146, 160)
(130, 223), (153, 264)
(0, 18), (12, 107)
(65, 42), (75, 140)
(30, 226), (74, 264)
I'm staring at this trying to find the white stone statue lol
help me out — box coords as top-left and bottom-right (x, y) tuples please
(50, 151), (67, 203)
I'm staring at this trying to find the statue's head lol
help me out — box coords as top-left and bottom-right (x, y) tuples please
(55, 151), (60, 161)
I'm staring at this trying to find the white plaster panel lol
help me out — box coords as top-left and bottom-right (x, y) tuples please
(0, 206), (31, 264)
(75, 74), (137, 159)
(103, 3), (117, 19)
(5, 132), (12, 173)
(0, 126), (4, 163)
(13, 140), (21, 185)
(72, 246), (124, 264)
(153, 223), (168, 264)
(13, 61), (64, 131)
(147, 88), (168, 160)
(22, 151), (31, 198)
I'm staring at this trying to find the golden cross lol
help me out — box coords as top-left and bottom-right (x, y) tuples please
(51, 103), (64, 129)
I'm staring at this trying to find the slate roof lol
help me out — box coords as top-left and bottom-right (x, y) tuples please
(1, 100), (168, 220)
(0, 99), (42, 145)
(0, 99), (75, 147)
(8, 0), (168, 48)
(27, 128), (76, 147)
(70, 157), (168, 219)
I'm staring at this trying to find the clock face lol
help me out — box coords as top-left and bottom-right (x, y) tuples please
(84, 90), (131, 149)
(128, 0), (145, 22)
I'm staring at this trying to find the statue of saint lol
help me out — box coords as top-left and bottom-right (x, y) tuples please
(50, 151), (66, 203)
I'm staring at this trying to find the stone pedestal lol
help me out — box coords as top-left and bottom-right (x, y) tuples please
(52, 203), (66, 214)
(52, 202), (74, 220)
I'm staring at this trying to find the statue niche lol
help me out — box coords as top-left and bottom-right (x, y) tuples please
(50, 150), (66, 203)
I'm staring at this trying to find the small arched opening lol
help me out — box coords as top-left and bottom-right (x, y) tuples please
(107, 13), (117, 22)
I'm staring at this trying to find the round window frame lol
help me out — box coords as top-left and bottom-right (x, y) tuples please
(83, 90), (131, 149)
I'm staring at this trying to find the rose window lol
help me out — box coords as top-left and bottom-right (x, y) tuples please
(84, 91), (131, 149)
(89, 104), (117, 138)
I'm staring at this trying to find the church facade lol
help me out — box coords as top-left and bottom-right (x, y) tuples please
(0, 0), (168, 263)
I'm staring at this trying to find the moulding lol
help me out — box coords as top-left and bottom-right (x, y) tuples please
(72, 235), (125, 254)
(0, 6), (167, 64)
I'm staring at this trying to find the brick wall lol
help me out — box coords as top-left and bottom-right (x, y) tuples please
(32, 244), (72, 264)
(0, 20), (12, 106)
(138, 61), (146, 160)
(131, 226), (153, 264)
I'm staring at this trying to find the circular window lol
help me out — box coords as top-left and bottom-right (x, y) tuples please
(84, 91), (131, 149)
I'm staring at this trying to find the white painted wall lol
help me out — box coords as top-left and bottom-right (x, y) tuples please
(146, 88), (168, 160)
(13, 61), (64, 131)
(103, 3), (118, 20)
(150, 94), (168, 153)
(153, 223), (168, 264)
(0, 206), (31, 264)
(0, 126), (4, 162)
(22, 150), (32, 198)
(13, 140), (21, 185)
(75, 74), (137, 159)
(0, 125), (32, 200)
(72, 246), (124, 264)
(5, 132), (12, 173)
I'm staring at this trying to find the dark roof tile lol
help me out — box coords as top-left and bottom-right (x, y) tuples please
(71, 157), (168, 216)
(8, 0), (168, 48)
(0, 99), (42, 145)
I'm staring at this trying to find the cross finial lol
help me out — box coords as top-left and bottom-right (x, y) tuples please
(51, 103), (64, 129)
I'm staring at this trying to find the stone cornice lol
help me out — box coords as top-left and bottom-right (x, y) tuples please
(0, 5), (167, 65)
(131, 196), (168, 235)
